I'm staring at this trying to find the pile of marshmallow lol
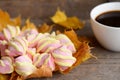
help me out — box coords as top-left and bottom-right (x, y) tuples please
(0, 25), (76, 77)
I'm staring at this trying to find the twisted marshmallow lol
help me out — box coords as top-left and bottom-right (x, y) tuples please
(5, 37), (28, 57)
(27, 48), (36, 59)
(0, 57), (14, 74)
(27, 33), (47, 48)
(14, 55), (37, 77)
(33, 53), (55, 71)
(21, 29), (38, 37)
(3, 25), (20, 41)
(0, 32), (6, 40)
(52, 46), (76, 71)
(37, 37), (61, 53)
(55, 34), (76, 53)
(0, 40), (8, 56)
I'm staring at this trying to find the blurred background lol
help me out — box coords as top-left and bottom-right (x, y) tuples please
(0, 0), (119, 19)
(1, 0), (118, 21)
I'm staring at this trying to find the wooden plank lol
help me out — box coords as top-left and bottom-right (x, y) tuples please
(0, 0), (106, 19)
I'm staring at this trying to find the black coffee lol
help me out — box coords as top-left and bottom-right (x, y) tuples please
(96, 11), (120, 27)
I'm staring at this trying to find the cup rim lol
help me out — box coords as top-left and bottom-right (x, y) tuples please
(90, 2), (120, 29)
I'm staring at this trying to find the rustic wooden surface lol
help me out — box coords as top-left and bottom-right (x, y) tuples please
(0, 0), (120, 80)
(0, 0), (107, 20)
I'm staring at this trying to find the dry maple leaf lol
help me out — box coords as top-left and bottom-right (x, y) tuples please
(79, 36), (91, 43)
(38, 23), (53, 33)
(11, 15), (21, 26)
(51, 9), (84, 29)
(22, 19), (37, 31)
(57, 29), (93, 74)
(9, 72), (18, 80)
(0, 74), (10, 80)
(58, 17), (84, 29)
(61, 42), (92, 74)
(27, 65), (52, 79)
(51, 8), (67, 23)
(9, 72), (24, 80)
(0, 9), (21, 31)
(64, 29), (81, 50)
(73, 42), (92, 64)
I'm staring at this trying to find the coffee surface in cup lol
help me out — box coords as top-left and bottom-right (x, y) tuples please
(96, 11), (120, 27)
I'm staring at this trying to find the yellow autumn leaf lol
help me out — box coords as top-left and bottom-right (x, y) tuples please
(51, 9), (84, 29)
(22, 19), (37, 31)
(51, 9), (67, 23)
(59, 17), (84, 29)
(0, 9), (21, 31)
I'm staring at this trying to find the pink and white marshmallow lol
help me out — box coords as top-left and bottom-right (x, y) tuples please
(0, 40), (8, 56)
(5, 37), (28, 57)
(14, 55), (37, 77)
(55, 34), (76, 53)
(52, 46), (76, 71)
(33, 53), (55, 71)
(26, 48), (36, 59)
(27, 33), (46, 48)
(3, 25), (20, 41)
(0, 56), (14, 74)
(0, 32), (6, 40)
(37, 37), (61, 53)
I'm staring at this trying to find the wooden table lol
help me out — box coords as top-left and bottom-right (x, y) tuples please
(0, 0), (120, 80)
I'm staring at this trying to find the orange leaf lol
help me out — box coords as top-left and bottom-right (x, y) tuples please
(22, 19), (37, 31)
(0, 9), (21, 31)
(62, 42), (92, 74)
(64, 29), (81, 50)
(73, 42), (92, 63)
(59, 29), (93, 74)
(0, 74), (10, 80)
(27, 65), (52, 79)
(79, 36), (91, 43)
(9, 72), (24, 80)
(38, 23), (53, 33)
(11, 15), (21, 26)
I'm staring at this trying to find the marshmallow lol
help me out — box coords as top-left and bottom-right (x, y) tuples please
(33, 53), (55, 71)
(37, 37), (61, 53)
(55, 34), (76, 53)
(14, 55), (36, 77)
(6, 37), (28, 57)
(52, 46), (76, 71)
(3, 25), (20, 40)
(0, 57), (14, 74)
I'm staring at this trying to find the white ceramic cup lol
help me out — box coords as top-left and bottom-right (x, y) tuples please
(90, 2), (120, 52)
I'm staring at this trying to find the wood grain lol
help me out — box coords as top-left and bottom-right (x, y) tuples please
(0, 0), (106, 19)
